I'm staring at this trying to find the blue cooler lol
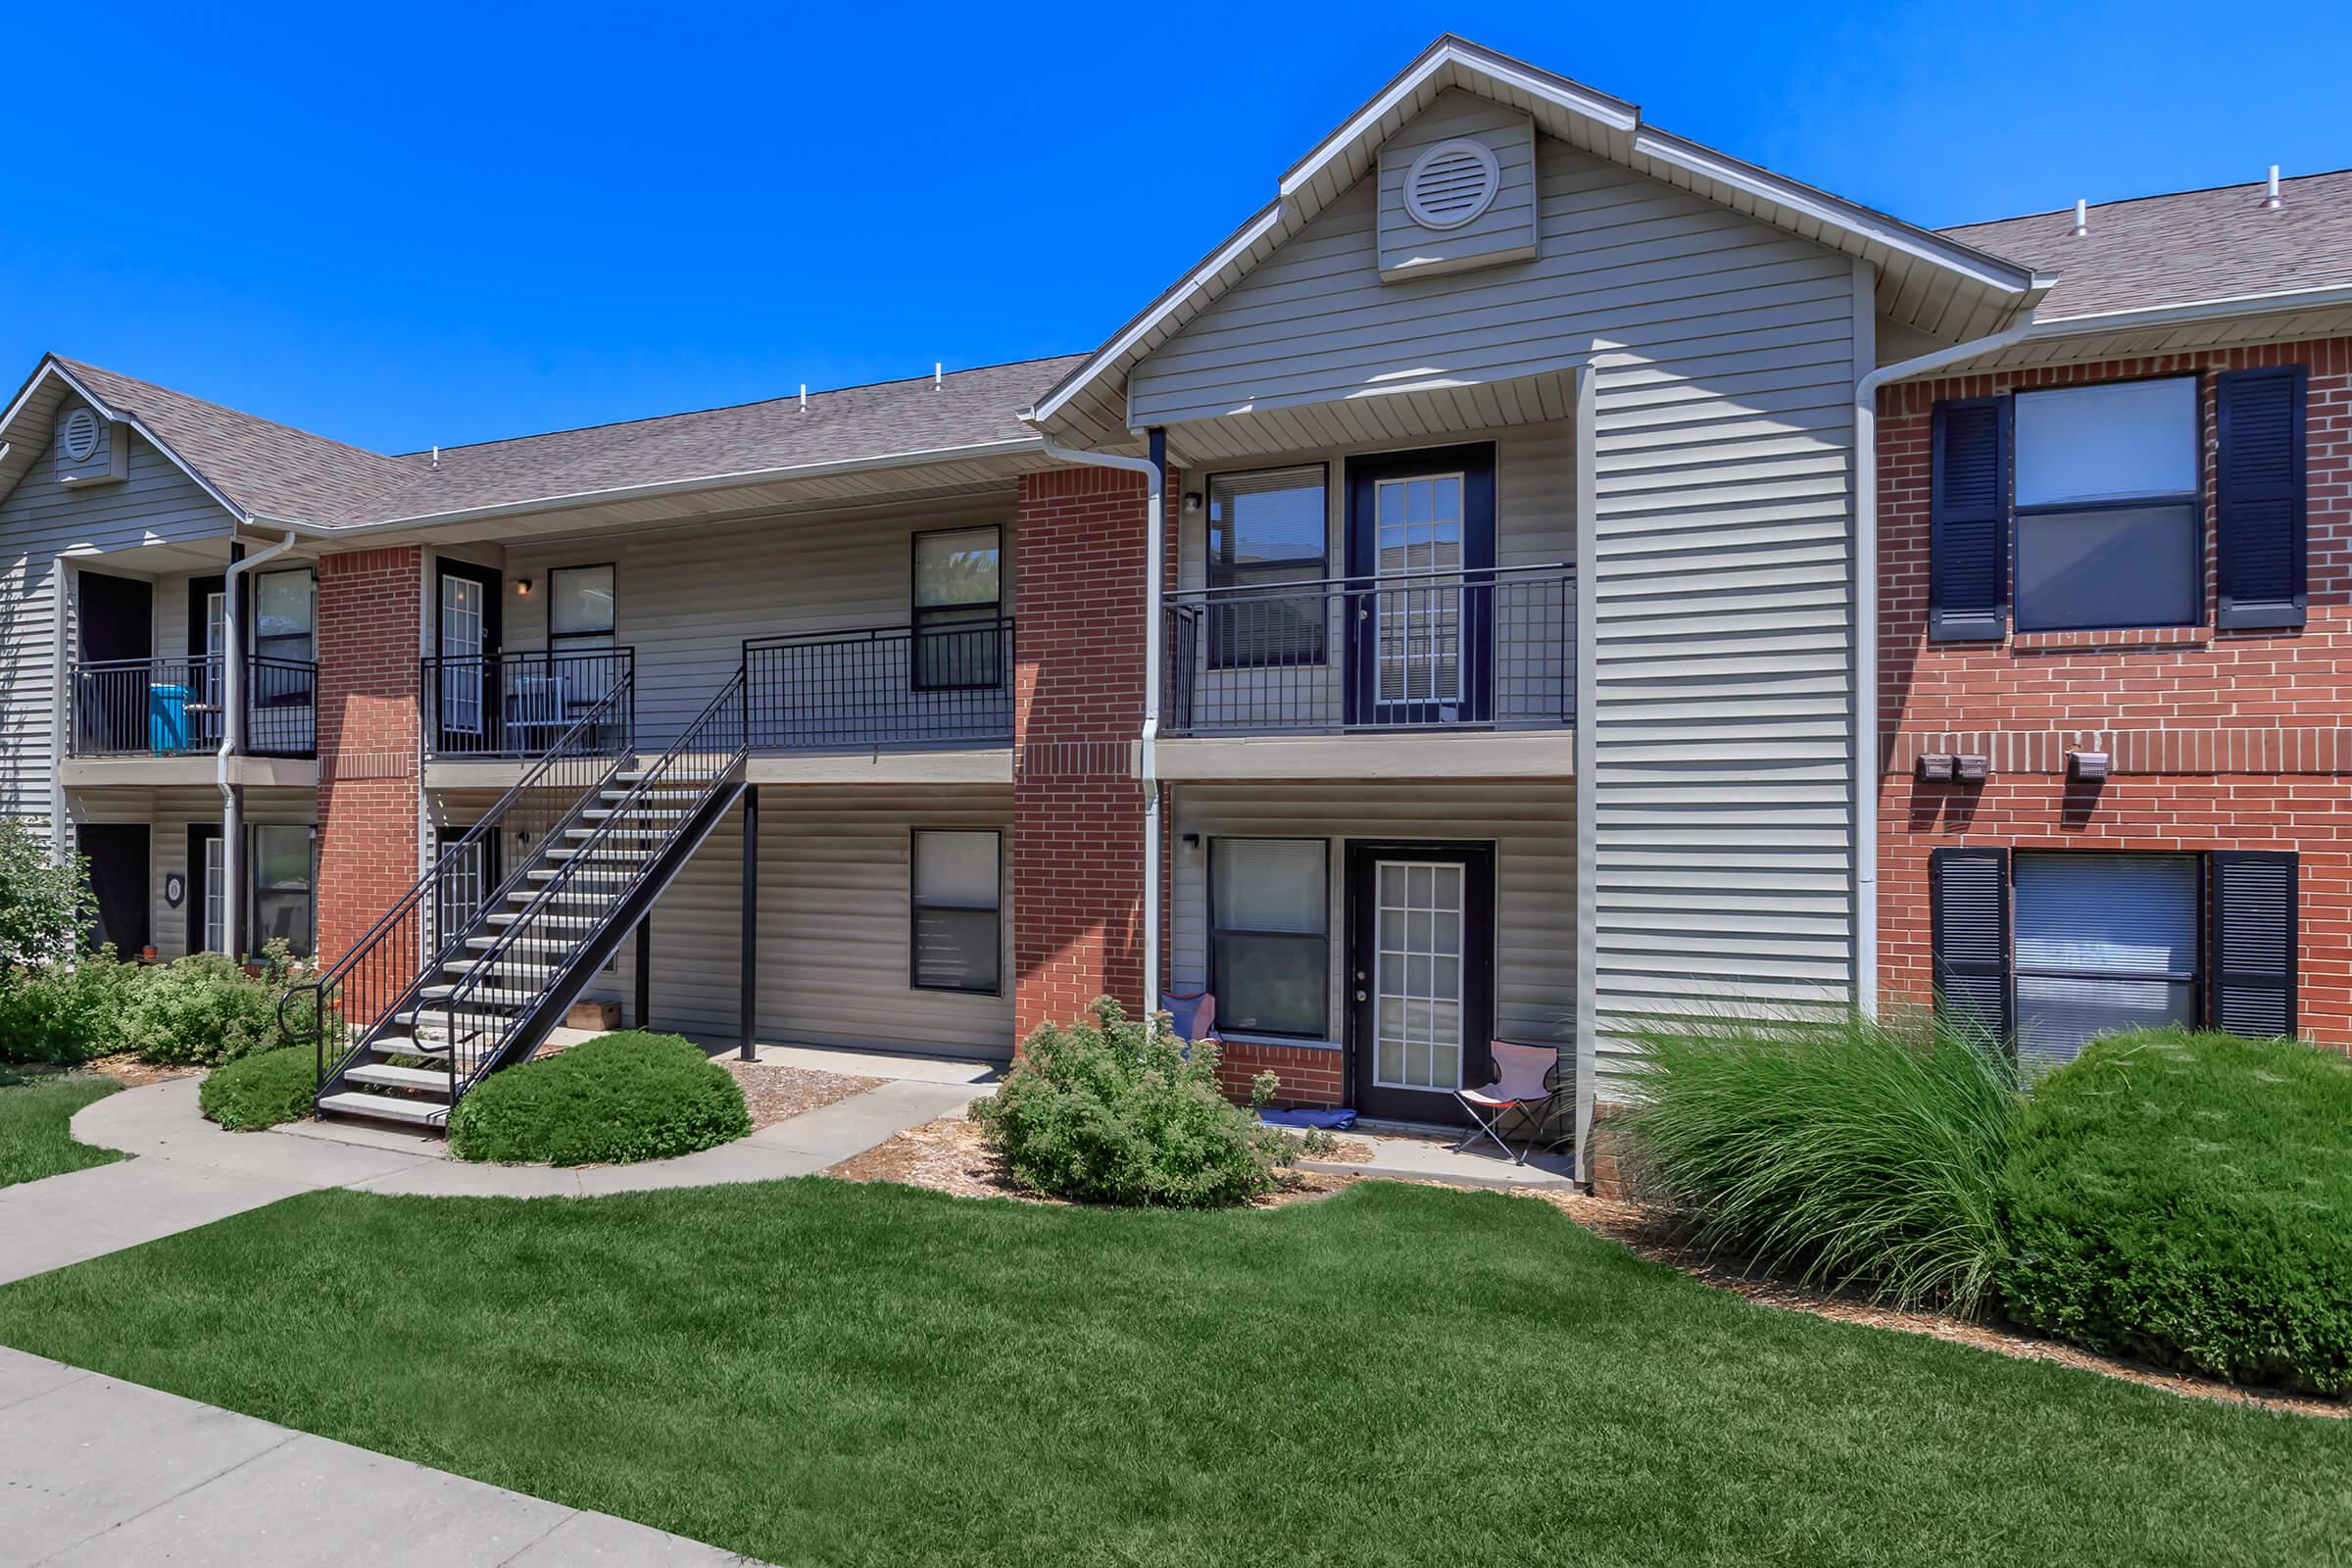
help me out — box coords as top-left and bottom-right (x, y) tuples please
(149, 684), (193, 753)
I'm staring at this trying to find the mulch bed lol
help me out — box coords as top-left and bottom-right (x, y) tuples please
(88, 1053), (203, 1088)
(720, 1059), (883, 1132)
(827, 1110), (2343, 1419)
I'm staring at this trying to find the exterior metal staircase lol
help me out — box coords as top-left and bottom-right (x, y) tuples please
(281, 667), (749, 1130)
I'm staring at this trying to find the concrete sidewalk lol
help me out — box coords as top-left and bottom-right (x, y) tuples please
(0, 1346), (760, 1565)
(0, 1075), (984, 1287)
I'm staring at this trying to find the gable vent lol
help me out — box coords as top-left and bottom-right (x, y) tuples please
(1402, 139), (1500, 230)
(59, 407), (99, 464)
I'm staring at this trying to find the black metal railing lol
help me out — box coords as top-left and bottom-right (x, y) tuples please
(425, 666), (748, 1102)
(419, 648), (636, 760)
(1161, 564), (1574, 736)
(284, 665), (638, 1101)
(744, 618), (1013, 750)
(68, 655), (318, 759)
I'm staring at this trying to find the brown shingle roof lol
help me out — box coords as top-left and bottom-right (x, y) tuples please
(52, 354), (1083, 528)
(1941, 170), (2352, 320)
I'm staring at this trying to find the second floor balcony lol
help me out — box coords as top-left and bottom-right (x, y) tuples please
(69, 654), (317, 760)
(1161, 564), (1575, 738)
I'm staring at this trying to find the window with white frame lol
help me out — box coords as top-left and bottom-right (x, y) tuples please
(1205, 466), (1328, 669)
(910, 829), (1001, 994)
(2012, 853), (2198, 1066)
(2013, 378), (2200, 631)
(912, 527), (1003, 691)
(1208, 837), (1330, 1037)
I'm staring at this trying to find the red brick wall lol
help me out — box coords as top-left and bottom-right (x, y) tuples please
(1879, 337), (2352, 1049)
(1217, 1041), (1346, 1109)
(1010, 465), (1176, 1041)
(315, 546), (420, 971)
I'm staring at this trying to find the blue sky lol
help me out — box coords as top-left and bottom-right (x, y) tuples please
(5, 1), (2344, 454)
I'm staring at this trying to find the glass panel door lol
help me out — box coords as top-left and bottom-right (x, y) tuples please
(1373, 474), (1465, 713)
(194, 589), (226, 749)
(203, 834), (226, 955)
(440, 575), (484, 735)
(1371, 859), (1464, 1094)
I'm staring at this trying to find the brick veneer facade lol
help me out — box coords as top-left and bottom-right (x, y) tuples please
(315, 546), (420, 972)
(1009, 466), (1175, 1041)
(1878, 337), (2352, 1049)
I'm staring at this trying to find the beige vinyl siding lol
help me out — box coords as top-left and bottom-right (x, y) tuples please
(1374, 92), (1540, 280)
(1171, 418), (1575, 731)
(1167, 781), (1575, 1073)
(500, 493), (1016, 752)
(1134, 118), (1859, 1095)
(0, 432), (233, 823)
(65, 785), (314, 957)
(440, 784), (1016, 1057)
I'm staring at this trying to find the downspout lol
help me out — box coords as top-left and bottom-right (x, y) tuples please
(1033, 430), (1167, 1011)
(220, 530), (298, 956)
(1851, 310), (2038, 1016)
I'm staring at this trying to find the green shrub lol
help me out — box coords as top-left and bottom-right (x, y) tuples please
(0, 953), (142, 1065)
(119, 943), (305, 1067)
(972, 996), (1291, 1208)
(1619, 1006), (2023, 1315)
(446, 1031), (751, 1166)
(199, 1045), (319, 1131)
(1996, 1029), (2352, 1396)
(0, 816), (91, 967)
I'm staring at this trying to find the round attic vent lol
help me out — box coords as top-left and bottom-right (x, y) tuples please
(1402, 138), (1500, 230)
(59, 407), (100, 464)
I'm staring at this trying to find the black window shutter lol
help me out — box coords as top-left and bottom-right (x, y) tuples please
(2210, 851), (2297, 1038)
(2216, 366), (2308, 629)
(1929, 397), (2010, 641)
(1930, 847), (2012, 1044)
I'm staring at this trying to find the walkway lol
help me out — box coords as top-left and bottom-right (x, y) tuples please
(0, 1071), (983, 1287)
(0, 1346), (760, 1566)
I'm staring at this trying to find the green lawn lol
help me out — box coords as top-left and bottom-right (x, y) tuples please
(0, 1073), (123, 1189)
(0, 1180), (2340, 1567)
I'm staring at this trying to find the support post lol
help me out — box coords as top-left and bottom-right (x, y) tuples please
(634, 914), (652, 1030)
(738, 785), (758, 1060)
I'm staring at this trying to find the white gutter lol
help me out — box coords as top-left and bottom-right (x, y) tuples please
(219, 530), (297, 956)
(1851, 310), (2040, 1018)
(1034, 431), (1167, 1013)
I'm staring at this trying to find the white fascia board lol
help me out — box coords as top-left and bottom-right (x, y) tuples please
(40, 360), (256, 526)
(2029, 282), (2352, 334)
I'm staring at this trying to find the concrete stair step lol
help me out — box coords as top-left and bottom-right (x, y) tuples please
(318, 1090), (448, 1126)
(343, 1063), (455, 1096)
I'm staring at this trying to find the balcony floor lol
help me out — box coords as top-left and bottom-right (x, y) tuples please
(1150, 727), (1574, 781)
(62, 755), (318, 790)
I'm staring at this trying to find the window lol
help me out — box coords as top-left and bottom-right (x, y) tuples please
(2013, 854), (2199, 1067)
(549, 564), (616, 648)
(912, 527), (1002, 691)
(1209, 838), (1329, 1037)
(2013, 379), (2200, 632)
(252, 568), (314, 665)
(201, 833), (225, 955)
(911, 829), (1001, 993)
(250, 825), (316, 959)
(1205, 466), (1328, 668)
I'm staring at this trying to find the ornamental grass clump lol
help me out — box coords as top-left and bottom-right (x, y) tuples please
(1996, 1028), (2352, 1396)
(973, 996), (1290, 1208)
(1619, 1005), (2023, 1316)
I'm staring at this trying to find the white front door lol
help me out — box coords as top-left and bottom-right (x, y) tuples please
(440, 575), (485, 734)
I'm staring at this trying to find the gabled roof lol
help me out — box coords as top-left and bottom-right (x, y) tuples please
(1025, 34), (2047, 446)
(1940, 169), (2352, 322)
(0, 354), (1083, 531)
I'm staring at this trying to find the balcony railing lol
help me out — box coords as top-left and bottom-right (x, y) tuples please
(420, 649), (637, 760)
(745, 618), (1014, 751)
(1162, 564), (1574, 736)
(68, 655), (318, 759)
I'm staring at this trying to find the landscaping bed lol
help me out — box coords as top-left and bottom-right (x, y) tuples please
(0, 1177), (2337, 1567)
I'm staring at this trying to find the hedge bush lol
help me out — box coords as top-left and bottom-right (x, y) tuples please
(1997, 1029), (2352, 1396)
(0, 955), (142, 1066)
(120, 945), (305, 1067)
(972, 996), (1291, 1208)
(446, 1031), (751, 1166)
(199, 1045), (319, 1132)
(1619, 1007), (2023, 1315)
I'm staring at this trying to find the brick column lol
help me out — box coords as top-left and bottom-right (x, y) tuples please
(316, 546), (421, 970)
(1010, 465), (1176, 1041)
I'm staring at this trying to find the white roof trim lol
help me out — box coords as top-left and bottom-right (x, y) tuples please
(2030, 281), (2352, 332)
(1027, 35), (2036, 440)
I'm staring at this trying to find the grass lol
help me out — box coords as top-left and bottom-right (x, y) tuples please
(0, 1182), (2342, 1566)
(0, 1072), (124, 1189)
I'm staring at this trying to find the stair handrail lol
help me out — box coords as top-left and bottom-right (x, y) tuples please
(431, 665), (750, 1098)
(281, 667), (638, 1092)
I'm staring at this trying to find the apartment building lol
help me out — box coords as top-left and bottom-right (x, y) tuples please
(3, 37), (2344, 1181)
